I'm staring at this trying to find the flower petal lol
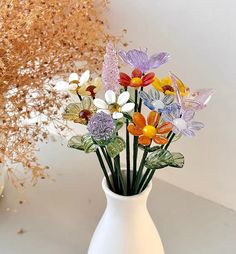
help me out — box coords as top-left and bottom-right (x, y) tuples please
(79, 70), (90, 85)
(149, 88), (160, 100)
(81, 96), (92, 109)
(121, 103), (135, 112)
(153, 135), (168, 145)
(181, 129), (195, 137)
(138, 135), (151, 146)
(112, 112), (123, 119)
(117, 91), (130, 106)
(69, 73), (79, 84)
(68, 83), (77, 91)
(139, 90), (151, 102)
(132, 112), (146, 128)
(127, 124), (143, 136)
(148, 52), (170, 69)
(119, 72), (131, 87)
(189, 121), (204, 130)
(132, 68), (142, 78)
(147, 111), (160, 126)
(183, 109), (195, 121)
(93, 98), (108, 109)
(142, 72), (155, 86)
(162, 112), (173, 123)
(163, 95), (175, 105)
(124, 49), (149, 72)
(157, 122), (173, 134)
(105, 90), (116, 104)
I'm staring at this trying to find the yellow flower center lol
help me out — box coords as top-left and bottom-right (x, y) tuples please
(143, 125), (157, 138)
(108, 103), (121, 113)
(131, 77), (143, 87)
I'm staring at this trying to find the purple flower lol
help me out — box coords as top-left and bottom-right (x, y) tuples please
(102, 43), (120, 92)
(162, 107), (204, 137)
(87, 112), (115, 141)
(119, 48), (169, 73)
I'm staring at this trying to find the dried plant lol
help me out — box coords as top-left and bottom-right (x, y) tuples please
(0, 0), (117, 187)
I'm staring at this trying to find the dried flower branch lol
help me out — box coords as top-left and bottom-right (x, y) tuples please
(0, 0), (117, 187)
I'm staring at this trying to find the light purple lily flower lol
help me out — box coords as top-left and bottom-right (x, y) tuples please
(162, 107), (204, 137)
(119, 49), (170, 73)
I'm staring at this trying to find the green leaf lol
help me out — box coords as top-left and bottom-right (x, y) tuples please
(82, 134), (98, 153)
(169, 152), (184, 168)
(145, 149), (172, 170)
(115, 120), (124, 131)
(147, 146), (161, 152)
(107, 136), (125, 158)
(68, 136), (84, 151)
(68, 134), (98, 153)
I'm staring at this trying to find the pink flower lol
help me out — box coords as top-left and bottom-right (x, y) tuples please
(102, 43), (119, 92)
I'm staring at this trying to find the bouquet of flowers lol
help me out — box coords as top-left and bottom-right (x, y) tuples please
(62, 43), (213, 196)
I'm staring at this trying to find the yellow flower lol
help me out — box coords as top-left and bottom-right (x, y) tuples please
(152, 76), (189, 97)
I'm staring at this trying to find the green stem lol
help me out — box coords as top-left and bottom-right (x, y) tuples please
(114, 154), (125, 195)
(164, 132), (176, 150)
(96, 149), (113, 191)
(132, 147), (149, 194)
(137, 168), (151, 193)
(126, 119), (131, 194)
(132, 89), (139, 187)
(76, 90), (82, 101)
(100, 147), (118, 191)
(125, 87), (131, 195)
(140, 169), (155, 192)
(138, 87), (143, 112)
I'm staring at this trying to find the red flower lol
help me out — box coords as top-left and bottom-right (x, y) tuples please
(119, 68), (155, 88)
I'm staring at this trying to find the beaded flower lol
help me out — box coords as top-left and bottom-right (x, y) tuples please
(119, 48), (169, 73)
(128, 111), (173, 146)
(93, 90), (135, 119)
(87, 112), (115, 141)
(63, 97), (95, 125)
(119, 69), (155, 88)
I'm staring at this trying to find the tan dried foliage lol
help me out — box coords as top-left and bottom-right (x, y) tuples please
(0, 0), (116, 187)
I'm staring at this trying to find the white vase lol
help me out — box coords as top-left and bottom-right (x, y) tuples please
(88, 177), (165, 254)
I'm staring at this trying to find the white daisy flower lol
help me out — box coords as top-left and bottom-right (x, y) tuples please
(93, 90), (135, 119)
(68, 70), (90, 91)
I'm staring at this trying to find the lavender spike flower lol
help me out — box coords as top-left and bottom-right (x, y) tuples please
(102, 43), (120, 92)
(119, 48), (169, 73)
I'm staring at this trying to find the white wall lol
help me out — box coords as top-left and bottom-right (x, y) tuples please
(108, 0), (236, 210)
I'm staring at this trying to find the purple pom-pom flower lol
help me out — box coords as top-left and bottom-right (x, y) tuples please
(119, 48), (169, 73)
(87, 112), (115, 141)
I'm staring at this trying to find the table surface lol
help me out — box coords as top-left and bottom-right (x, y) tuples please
(0, 141), (236, 254)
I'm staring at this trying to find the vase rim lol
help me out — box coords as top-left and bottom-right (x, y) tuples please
(102, 177), (152, 201)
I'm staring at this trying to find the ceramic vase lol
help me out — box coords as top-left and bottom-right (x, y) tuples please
(88, 177), (165, 254)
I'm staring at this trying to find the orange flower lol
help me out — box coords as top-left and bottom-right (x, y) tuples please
(128, 111), (173, 146)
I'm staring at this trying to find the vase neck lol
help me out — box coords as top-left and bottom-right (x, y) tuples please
(102, 178), (152, 210)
